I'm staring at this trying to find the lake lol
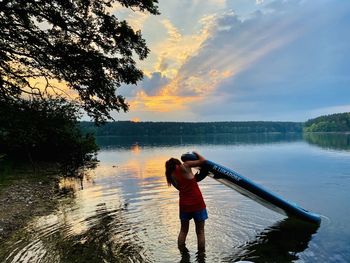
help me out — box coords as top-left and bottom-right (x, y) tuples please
(1, 133), (350, 262)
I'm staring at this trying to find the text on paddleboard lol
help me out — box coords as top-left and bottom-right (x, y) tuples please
(212, 165), (242, 181)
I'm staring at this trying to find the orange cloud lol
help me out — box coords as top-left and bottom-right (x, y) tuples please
(129, 91), (200, 112)
(150, 16), (216, 79)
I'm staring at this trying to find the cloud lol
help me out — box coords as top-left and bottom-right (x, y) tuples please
(149, 16), (216, 79)
(157, 0), (350, 121)
(165, 2), (307, 98)
(118, 72), (170, 97)
(141, 72), (170, 96)
(129, 93), (199, 113)
(113, 0), (350, 121)
(117, 0), (226, 78)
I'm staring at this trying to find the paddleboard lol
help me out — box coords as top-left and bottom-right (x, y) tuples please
(181, 152), (321, 224)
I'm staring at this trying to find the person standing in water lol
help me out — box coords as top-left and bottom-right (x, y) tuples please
(165, 152), (208, 252)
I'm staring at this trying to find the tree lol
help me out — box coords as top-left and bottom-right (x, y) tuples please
(0, 0), (159, 122)
(304, 112), (350, 132)
(0, 96), (99, 173)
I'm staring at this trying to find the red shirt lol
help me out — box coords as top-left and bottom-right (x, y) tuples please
(174, 166), (206, 212)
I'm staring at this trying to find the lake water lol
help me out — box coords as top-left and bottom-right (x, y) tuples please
(1, 133), (350, 262)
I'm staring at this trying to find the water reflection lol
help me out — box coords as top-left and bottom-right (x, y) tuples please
(180, 250), (206, 263)
(96, 133), (302, 149)
(98, 133), (350, 153)
(51, 204), (149, 263)
(2, 133), (350, 262)
(304, 133), (350, 151)
(3, 203), (150, 263)
(225, 218), (319, 262)
(131, 143), (141, 154)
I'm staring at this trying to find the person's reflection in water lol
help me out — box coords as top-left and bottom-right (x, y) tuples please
(179, 248), (190, 263)
(224, 217), (320, 262)
(196, 250), (206, 263)
(179, 249), (206, 263)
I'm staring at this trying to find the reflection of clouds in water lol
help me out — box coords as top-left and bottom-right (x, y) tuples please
(6, 140), (347, 262)
(58, 176), (123, 237)
(92, 151), (183, 259)
(90, 144), (327, 261)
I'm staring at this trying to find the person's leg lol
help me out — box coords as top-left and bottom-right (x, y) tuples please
(194, 220), (205, 251)
(178, 219), (190, 250)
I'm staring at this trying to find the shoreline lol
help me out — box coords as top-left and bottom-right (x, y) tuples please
(0, 169), (60, 244)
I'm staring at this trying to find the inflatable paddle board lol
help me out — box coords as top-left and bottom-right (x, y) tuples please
(181, 152), (321, 224)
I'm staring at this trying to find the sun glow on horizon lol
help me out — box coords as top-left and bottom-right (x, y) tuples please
(129, 91), (201, 112)
(131, 117), (141, 122)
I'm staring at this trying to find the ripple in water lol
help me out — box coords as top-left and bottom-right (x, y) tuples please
(2, 142), (348, 262)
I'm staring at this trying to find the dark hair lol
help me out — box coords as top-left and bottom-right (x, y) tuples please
(165, 158), (181, 187)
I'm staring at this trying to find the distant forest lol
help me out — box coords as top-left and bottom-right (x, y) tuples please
(304, 112), (350, 132)
(80, 121), (303, 136)
(80, 112), (350, 136)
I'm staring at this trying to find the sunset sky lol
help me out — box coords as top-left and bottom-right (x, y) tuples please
(110, 0), (350, 122)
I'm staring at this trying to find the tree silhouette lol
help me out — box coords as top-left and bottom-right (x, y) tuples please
(0, 0), (159, 122)
(0, 96), (99, 167)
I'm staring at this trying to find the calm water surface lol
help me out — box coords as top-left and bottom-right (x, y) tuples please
(1, 133), (350, 262)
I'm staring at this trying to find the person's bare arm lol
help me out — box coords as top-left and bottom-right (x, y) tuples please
(194, 151), (205, 161)
(183, 151), (206, 168)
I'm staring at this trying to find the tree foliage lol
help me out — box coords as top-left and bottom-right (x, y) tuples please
(80, 121), (303, 136)
(304, 112), (350, 132)
(0, 0), (159, 122)
(0, 97), (98, 170)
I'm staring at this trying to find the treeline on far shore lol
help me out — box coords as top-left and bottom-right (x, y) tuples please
(304, 112), (350, 132)
(80, 121), (303, 136)
(80, 112), (350, 136)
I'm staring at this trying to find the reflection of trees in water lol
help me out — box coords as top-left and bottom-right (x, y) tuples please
(304, 133), (350, 151)
(96, 133), (303, 149)
(43, 204), (150, 263)
(224, 218), (319, 263)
